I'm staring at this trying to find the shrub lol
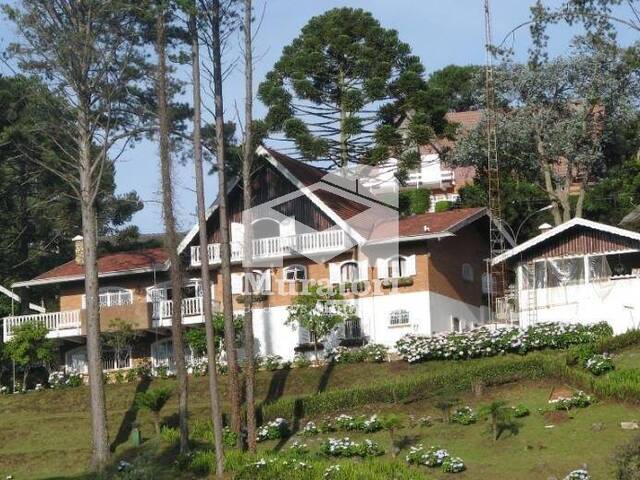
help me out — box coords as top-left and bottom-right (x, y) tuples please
(405, 444), (449, 467)
(399, 189), (431, 215)
(256, 418), (289, 442)
(450, 406), (477, 425)
(330, 346), (363, 364)
(301, 421), (319, 436)
(292, 354), (311, 369)
(442, 456), (466, 473)
(566, 343), (598, 367)
(160, 426), (179, 445)
(615, 434), (640, 480)
(396, 322), (612, 364)
(361, 344), (388, 363)
(596, 329), (640, 353)
(563, 469), (590, 480)
(549, 391), (593, 411)
(135, 387), (172, 435)
(289, 440), (309, 456)
(512, 404), (530, 418)
(261, 355), (283, 371)
(189, 450), (214, 475)
(48, 370), (83, 389)
(585, 353), (615, 375)
(435, 200), (453, 212)
(320, 438), (384, 458)
(333, 414), (382, 433)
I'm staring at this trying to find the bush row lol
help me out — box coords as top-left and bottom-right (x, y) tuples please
(260, 354), (550, 421)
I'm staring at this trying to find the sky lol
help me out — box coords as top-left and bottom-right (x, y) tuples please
(1, 0), (637, 233)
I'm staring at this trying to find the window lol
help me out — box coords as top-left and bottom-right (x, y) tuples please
(389, 309), (410, 326)
(528, 257), (586, 289)
(340, 261), (359, 283)
(589, 255), (612, 281)
(388, 256), (407, 278)
(284, 264), (306, 281)
(462, 263), (474, 282)
(452, 317), (461, 332)
(83, 286), (132, 309)
(66, 346), (131, 373)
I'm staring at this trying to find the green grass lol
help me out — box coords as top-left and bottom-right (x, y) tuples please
(1, 354), (639, 479)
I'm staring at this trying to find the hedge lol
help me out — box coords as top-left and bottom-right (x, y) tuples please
(260, 354), (550, 421)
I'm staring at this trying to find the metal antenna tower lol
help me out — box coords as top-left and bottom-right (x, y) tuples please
(484, 0), (507, 322)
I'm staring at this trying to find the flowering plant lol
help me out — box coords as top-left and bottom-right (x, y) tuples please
(396, 322), (612, 363)
(323, 464), (341, 478)
(442, 456), (466, 473)
(320, 437), (384, 457)
(256, 417), (289, 442)
(301, 421), (319, 436)
(512, 404), (530, 418)
(406, 444), (450, 467)
(292, 353), (311, 368)
(261, 355), (283, 371)
(564, 469), (590, 480)
(187, 357), (208, 376)
(333, 414), (382, 433)
(360, 343), (388, 363)
(0, 386), (8, 395)
(48, 370), (82, 389)
(450, 406), (477, 425)
(549, 391), (593, 411)
(289, 440), (309, 455)
(585, 353), (614, 375)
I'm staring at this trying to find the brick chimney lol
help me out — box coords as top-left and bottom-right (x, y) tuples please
(72, 235), (84, 265)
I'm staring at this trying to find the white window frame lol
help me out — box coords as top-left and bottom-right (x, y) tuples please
(82, 286), (133, 309)
(389, 309), (410, 327)
(283, 264), (307, 282)
(340, 261), (359, 283)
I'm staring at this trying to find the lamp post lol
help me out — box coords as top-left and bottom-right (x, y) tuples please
(503, 204), (553, 245)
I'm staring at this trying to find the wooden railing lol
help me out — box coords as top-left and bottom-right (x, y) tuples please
(3, 310), (81, 340)
(191, 230), (347, 266)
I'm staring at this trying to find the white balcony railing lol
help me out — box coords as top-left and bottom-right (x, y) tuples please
(3, 310), (81, 340)
(82, 290), (133, 309)
(191, 230), (348, 266)
(152, 297), (218, 327)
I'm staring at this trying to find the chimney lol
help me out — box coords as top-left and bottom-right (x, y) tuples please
(72, 235), (85, 265)
(538, 222), (553, 233)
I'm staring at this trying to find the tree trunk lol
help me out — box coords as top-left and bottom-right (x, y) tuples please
(211, 0), (242, 441)
(242, 0), (257, 454)
(155, 7), (189, 454)
(153, 411), (161, 437)
(535, 129), (562, 226)
(189, 8), (225, 476)
(22, 367), (28, 392)
(78, 106), (110, 471)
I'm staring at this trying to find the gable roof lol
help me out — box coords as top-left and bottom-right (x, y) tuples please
(491, 217), (640, 266)
(13, 248), (169, 288)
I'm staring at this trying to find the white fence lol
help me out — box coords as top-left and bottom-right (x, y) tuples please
(3, 310), (81, 340)
(191, 230), (347, 266)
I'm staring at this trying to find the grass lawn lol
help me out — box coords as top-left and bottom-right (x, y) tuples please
(1, 357), (639, 479)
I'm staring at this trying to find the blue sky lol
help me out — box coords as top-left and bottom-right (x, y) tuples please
(1, 1), (637, 233)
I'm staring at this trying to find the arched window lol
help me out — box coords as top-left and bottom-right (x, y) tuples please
(462, 263), (474, 282)
(251, 218), (280, 239)
(283, 264), (306, 281)
(340, 261), (359, 283)
(388, 256), (407, 278)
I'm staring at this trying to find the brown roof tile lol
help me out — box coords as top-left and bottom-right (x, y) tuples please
(34, 248), (168, 281)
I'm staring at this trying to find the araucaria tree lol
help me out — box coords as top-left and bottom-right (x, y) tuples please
(258, 7), (445, 169)
(152, 1), (190, 454)
(5, 0), (151, 469)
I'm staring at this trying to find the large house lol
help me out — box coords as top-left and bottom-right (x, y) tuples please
(2, 147), (502, 373)
(492, 217), (640, 333)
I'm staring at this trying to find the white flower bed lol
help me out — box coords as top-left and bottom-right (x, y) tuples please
(320, 437), (384, 457)
(406, 444), (465, 473)
(256, 417), (289, 442)
(396, 322), (612, 363)
(301, 421), (319, 436)
(564, 469), (590, 480)
(48, 370), (83, 389)
(549, 391), (593, 410)
(585, 353), (614, 375)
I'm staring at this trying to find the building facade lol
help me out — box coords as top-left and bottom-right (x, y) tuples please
(3, 147), (497, 373)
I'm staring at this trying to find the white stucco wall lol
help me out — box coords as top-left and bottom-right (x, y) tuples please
(428, 291), (484, 334)
(517, 277), (640, 334)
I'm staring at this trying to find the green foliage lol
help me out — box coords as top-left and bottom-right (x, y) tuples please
(399, 189), (430, 215)
(261, 354), (549, 421)
(135, 387), (172, 413)
(512, 404), (530, 418)
(5, 321), (54, 389)
(450, 406), (477, 425)
(292, 353), (311, 369)
(434, 200), (453, 212)
(258, 7), (444, 168)
(478, 400), (517, 441)
(286, 284), (355, 350)
(614, 434), (640, 480)
(320, 437), (384, 458)
(596, 329), (640, 353)
(566, 343), (599, 367)
(424, 64), (485, 113)
(160, 426), (179, 445)
(585, 354), (615, 376)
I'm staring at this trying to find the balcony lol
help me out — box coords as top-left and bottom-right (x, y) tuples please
(3, 310), (82, 341)
(191, 230), (349, 267)
(152, 297), (220, 328)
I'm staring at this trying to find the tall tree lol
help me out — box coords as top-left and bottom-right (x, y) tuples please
(424, 65), (485, 113)
(453, 39), (639, 224)
(185, 0), (225, 474)
(5, 1), (152, 469)
(205, 0), (243, 440)
(153, 1), (190, 454)
(258, 7), (444, 169)
(241, 0), (257, 454)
